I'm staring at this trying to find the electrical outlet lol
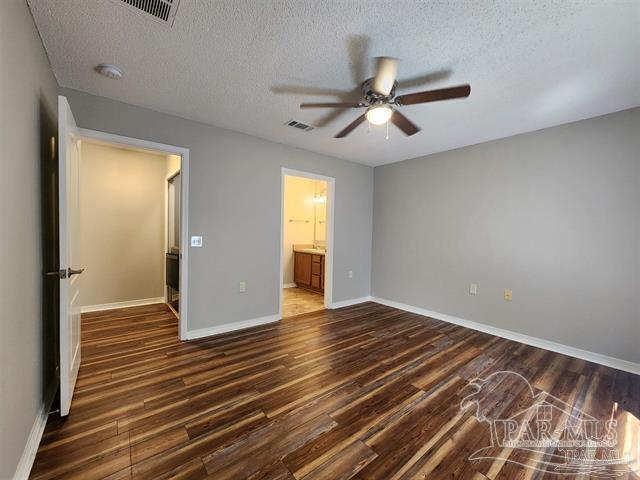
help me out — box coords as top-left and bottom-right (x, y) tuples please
(348, 270), (353, 279)
(469, 283), (478, 295)
(239, 281), (246, 293)
(190, 235), (203, 247)
(504, 289), (513, 301)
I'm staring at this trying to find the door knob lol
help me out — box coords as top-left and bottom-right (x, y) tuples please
(68, 268), (85, 277)
(45, 269), (67, 279)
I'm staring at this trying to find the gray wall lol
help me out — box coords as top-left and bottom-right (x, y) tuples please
(80, 142), (166, 307)
(61, 88), (373, 330)
(0, 1), (59, 477)
(373, 108), (640, 364)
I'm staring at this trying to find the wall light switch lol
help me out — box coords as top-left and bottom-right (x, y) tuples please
(469, 283), (478, 295)
(504, 289), (513, 301)
(348, 270), (353, 279)
(190, 236), (203, 247)
(239, 281), (246, 293)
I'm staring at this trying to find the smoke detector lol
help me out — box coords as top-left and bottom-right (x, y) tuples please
(95, 64), (123, 80)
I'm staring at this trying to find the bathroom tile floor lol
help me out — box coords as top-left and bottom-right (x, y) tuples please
(282, 287), (325, 318)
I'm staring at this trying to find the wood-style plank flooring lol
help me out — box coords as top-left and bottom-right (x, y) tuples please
(31, 302), (640, 479)
(282, 287), (324, 318)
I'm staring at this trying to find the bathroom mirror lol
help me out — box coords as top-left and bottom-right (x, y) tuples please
(313, 181), (327, 246)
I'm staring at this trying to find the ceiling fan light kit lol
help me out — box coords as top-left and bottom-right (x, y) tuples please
(296, 55), (471, 138)
(366, 105), (393, 125)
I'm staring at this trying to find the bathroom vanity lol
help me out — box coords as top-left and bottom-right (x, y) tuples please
(293, 248), (325, 293)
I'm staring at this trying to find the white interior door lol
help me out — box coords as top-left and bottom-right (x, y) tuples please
(58, 96), (83, 416)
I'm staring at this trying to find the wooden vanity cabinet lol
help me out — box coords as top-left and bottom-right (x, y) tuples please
(294, 252), (324, 293)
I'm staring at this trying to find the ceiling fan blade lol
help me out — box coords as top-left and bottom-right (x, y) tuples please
(347, 35), (370, 86)
(313, 108), (353, 128)
(395, 84), (471, 106)
(397, 68), (452, 90)
(300, 102), (363, 109)
(390, 110), (420, 136)
(372, 57), (399, 96)
(334, 114), (366, 138)
(271, 85), (350, 97)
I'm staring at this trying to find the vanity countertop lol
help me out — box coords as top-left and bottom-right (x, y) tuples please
(293, 248), (326, 255)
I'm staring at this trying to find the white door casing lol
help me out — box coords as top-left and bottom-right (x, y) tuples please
(58, 96), (83, 416)
(78, 128), (190, 340)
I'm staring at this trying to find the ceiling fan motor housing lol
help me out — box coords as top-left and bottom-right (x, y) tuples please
(362, 78), (397, 105)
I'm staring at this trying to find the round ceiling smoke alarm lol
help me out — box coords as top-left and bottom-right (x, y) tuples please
(95, 64), (123, 80)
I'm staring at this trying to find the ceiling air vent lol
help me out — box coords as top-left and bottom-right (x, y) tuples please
(119, 0), (181, 25)
(286, 120), (314, 132)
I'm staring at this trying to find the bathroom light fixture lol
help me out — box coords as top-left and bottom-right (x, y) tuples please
(95, 64), (123, 80)
(313, 194), (327, 204)
(365, 105), (393, 125)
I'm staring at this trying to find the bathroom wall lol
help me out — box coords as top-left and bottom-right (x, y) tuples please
(282, 176), (316, 285)
(313, 180), (328, 246)
(80, 141), (167, 307)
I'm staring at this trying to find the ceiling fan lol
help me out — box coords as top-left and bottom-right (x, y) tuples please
(299, 57), (471, 138)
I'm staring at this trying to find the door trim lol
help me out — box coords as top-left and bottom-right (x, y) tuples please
(280, 168), (335, 318)
(164, 170), (181, 307)
(78, 128), (190, 341)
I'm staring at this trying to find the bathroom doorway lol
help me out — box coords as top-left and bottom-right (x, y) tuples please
(280, 168), (334, 318)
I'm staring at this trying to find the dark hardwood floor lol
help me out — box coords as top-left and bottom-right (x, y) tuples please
(31, 302), (639, 479)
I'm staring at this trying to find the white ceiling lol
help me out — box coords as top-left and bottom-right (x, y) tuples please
(28, 0), (640, 166)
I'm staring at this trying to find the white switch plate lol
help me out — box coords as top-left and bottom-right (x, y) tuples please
(239, 281), (246, 293)
(190, 235), (203, 247)
(469, 283), (478, 295)
(504, 289), (513, 301)
(348, 270), (353, 278)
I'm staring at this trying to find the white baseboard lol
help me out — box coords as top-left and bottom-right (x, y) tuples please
(329, 296), (373, 309)
(81, 297), (165, 313)
(13, 383), (56, 480)
(369, 296), (640, 376)
(185, 314), (280, 340)
(282, 283), (296, 289)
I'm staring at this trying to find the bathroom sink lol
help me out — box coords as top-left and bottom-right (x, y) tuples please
(301, 248), (326, 254)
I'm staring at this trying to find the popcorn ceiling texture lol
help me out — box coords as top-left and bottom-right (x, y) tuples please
(28, 0), (640, 166)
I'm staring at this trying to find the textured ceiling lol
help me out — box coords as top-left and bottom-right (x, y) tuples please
(28, 0), (640, 166)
